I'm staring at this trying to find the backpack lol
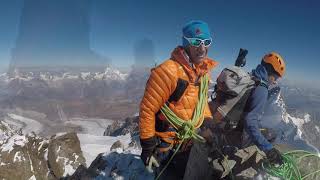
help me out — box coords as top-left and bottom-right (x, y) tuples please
(209, 66), (264, 131)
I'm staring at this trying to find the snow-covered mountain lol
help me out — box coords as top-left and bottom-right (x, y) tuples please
(1, 66), (128, 83)
(262, 87), (320, 152)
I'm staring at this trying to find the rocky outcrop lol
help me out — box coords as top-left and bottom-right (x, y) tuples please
(0, 131), (86, 180)
(0, 120), (16, 144)
(103, 116), (139, 137)
(0, 133), (50, 180)
(48, 132), (86, 178)
(103, 121), (122, 136)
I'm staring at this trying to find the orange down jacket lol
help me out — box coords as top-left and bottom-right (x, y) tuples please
(139, 46), (218, 140)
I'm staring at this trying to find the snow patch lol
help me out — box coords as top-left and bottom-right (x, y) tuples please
(55, 132), (67, 137)
(44, 148), (48, 161)
(62, 73), (78, 79)
(37, 140), (48, 151)
(283, 113), (311, 139)
(13, 151), (25, 162)
(303, 114), (311, 123)
(0, 134), (27, 152)
(104, 67), (128, 81)
(27, 151), (34, 173)
(74, 153), (79, 161)
(63, 163), (75, 176)
(28, 175), (36, 180)
(80, 72), (91, 79)
(55, 155), (77, 176)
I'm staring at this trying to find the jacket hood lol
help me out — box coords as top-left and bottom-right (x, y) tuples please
(252, 64), (269, 83)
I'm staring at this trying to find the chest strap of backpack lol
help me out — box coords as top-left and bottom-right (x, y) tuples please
(253, 77), (268, 89)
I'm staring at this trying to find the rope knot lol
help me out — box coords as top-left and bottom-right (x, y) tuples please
(177, 121), (194, 140)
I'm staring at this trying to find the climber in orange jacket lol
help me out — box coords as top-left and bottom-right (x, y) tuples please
(139, 20), (218, 178)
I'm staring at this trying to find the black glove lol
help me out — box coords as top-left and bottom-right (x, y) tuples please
(140, 136), (158, 165)
(140, 136), (160, 173)
(266, 148), (283, 165)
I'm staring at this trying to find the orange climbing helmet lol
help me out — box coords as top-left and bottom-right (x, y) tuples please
(262, 52), (286, 77)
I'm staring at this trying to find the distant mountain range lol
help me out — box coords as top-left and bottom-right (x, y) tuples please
(0, 66), (144, 121)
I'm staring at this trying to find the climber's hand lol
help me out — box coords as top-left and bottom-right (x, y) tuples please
(145, 155), (160, 173)
(266, 148), (283, 165)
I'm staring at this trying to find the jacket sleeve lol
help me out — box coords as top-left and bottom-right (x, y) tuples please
(243, 85), (273, 151)
(139, 64), (177, 140)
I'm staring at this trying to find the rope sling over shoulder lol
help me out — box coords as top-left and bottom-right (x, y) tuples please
(155, 74), (208, 179)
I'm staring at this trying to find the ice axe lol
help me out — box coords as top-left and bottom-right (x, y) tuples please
(235, 48), (248, 67)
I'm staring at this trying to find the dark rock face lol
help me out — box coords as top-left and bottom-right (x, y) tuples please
(9, 0), (108, 73)
(103, 121), (122, 136)
(103, 116), (139, 137)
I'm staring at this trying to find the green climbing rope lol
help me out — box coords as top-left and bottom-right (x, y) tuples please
(263, 150), (320, 180)
(160, 74), (209, 143)
(155, 74), (209, 180)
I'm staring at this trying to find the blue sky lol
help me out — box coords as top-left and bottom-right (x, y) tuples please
(0, 0), (319, 85)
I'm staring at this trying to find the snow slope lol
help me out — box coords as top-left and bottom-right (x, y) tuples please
(65, 118), (114, 136)
(4, 113), (43, 134)
(77, 133), (134, 166)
